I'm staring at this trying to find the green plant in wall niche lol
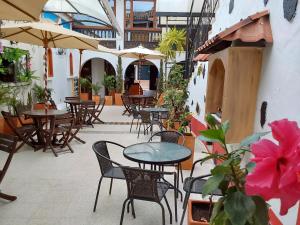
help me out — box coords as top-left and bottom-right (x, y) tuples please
(197, 64), (203, 76)
(2, 48), (27, 63)
(116, 56), (123, 93)
(157, 59), (164, 94)
(79, 77), (92, 93)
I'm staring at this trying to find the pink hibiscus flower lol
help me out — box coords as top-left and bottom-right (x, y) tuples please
(245, 119), (300, 215)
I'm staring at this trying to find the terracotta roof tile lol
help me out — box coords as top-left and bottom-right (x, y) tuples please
(193, 54), (210, 62)
(197, 10), (273, 54)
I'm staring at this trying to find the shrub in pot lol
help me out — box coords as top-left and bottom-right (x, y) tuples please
(115, 56), (123, 106)
(79, 77), (91, 101)
(102, 75), (116, 105)
(32, 83), (53, 109)
(91, 82), (102, 104)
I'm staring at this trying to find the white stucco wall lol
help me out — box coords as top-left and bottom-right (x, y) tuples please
(186, 1), (300, 223)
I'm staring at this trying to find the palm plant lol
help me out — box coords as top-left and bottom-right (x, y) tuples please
(157, 28), (186, 61)
(91, 82), (102, 95)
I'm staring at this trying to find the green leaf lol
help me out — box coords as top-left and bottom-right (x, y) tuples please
(202, 173), (224, 196)
(222, 120), (230, 134)
(212, 164), (232, 176)
(224, 191), (256, 225)
(239, 132), (270, 148)
(246, 162), (256, 173)
(205, 114), (219, 129)
(212, 210), (229, 225)
(211, 197), (224, 221)
(251, 196), (269, 225)
(198, 135), (222, 144)
(200, 129), (225, 144)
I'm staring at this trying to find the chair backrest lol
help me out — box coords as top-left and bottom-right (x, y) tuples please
(130, 104), (140, 118)
(139, 110), (151, 123)
(0, 133), (18, 185)
(121, 166), (162, 202)
(1, 111), (20, 136)
(65, 96), (80, 101)
(92, 141), (124, 176)
(149, 131), (185, 145)
(95, 97), (106, 112)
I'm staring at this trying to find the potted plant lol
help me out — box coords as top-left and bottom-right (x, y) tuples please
(115, 56), (123, 106)
(187, 114), (271, 225)
(79, 77), (91, 101)
(178, 112), (195, 170)
(32, 83), (53, 109)
(91, 82), (102, 104)
(102, 74), (116, 105)
(163, 64), (189, 129)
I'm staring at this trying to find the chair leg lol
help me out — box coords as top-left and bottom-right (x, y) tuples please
(163, 196), (172, 224)
(138, 123), (141, 138)
(0, 192), (17, 201)
(180, 192), (190, 225)
(158, 202), (166, 225)
(109, 178), (113, 195)
(136, 119), (140, 129)
(130, 199), (136, 219)
(120, 198), (130, 225)
(130, 119), (134, 132)
(93, 176), (103, 212)
(179, 164), (184, 183)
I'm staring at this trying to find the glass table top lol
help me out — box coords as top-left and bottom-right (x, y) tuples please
(123, 142), (191, 165)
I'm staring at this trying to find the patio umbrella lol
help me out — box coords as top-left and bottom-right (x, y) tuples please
(0, 21), (99, 107)
(0, 0), (48, 21)
(117, 45), (165, 94)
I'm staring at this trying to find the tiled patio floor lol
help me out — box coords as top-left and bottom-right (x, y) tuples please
(0, 106), (214, 225)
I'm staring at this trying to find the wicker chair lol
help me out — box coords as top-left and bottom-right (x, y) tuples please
(179, 159), (222, 225)
(0, 133), (18, 201)
(120, 166), (177, 225)
(137, 110), (151, 138)
(92, 141), (126, 212)
(129, 104), (141, 132)
(148, 131), (185, 183)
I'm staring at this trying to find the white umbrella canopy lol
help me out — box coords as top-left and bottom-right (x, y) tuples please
(118, 45), (165, 60)
(0, 21), (99, 50)
(44, 0), (111, 26)
(0, 0), (48, 21)
(97, 44), (120, 54)
(0, 21), (99, 105)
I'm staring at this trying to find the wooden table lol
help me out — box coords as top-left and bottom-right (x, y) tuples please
(24, 110), (68, 149)
(127, 95), (155, 108)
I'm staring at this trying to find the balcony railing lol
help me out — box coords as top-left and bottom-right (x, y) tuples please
(124, 29), (162, 49)
(73, 26), (117, 49)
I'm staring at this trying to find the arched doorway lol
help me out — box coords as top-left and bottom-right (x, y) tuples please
(124, 60), (158, 94)
(80, 58), (116, 98)
(206, 59), (225, 115)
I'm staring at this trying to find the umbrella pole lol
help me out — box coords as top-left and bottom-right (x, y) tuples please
(43, 39), (49, 113)
(138, 58), (142, 95)
(78, 49), (83, 98)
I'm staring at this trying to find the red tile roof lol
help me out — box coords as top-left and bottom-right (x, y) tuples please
(193, 54), (210, 62)
(197, 10), (273, 54)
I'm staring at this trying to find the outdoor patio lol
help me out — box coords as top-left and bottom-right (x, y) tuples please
(0, 106), (213, 225)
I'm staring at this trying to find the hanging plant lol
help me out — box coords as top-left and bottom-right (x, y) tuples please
(197, 64), (203, 76)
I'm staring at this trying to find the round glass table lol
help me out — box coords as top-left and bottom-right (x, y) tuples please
(143, 107), (169, 113)
(123, 142), (191, 165)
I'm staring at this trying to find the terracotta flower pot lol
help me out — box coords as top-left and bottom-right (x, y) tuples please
(80, 92), (89, 101)
(114, 93), (123, 106)
(188, 200), (212, 225)
(92, 95), (101, 105)
(105, 96), (113, 105)
(180, 133), (195, 170)
(33, 103), (55, 110)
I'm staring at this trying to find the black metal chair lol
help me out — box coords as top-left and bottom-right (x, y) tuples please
(0, 133), (18, 201)
(137, 110), (151, 138)
(129, 104), (141, 132)
(120, 166), (177, 225)
(148, 131), (185, 183)
(92, 141), (126, 212)
(179, 159), (222, 225)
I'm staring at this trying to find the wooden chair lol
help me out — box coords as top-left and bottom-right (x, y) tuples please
(81, 101), (96, 127)
(0, 133), (18, 201)
(43, 113), (74, 157)
(121, 95), (132, 116)
(120, 166), (177, 225)
(68, 106), (86, 144)
(1, 111), (37, 151)
(91, 98), (106, 124)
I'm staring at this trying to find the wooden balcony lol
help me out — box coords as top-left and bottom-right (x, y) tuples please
(124, 29), (162, 49)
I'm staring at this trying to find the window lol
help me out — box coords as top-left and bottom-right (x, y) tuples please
(69, 52), (74, 76)
(125, 0), (156, 29)
(47, 49), (53, 78)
